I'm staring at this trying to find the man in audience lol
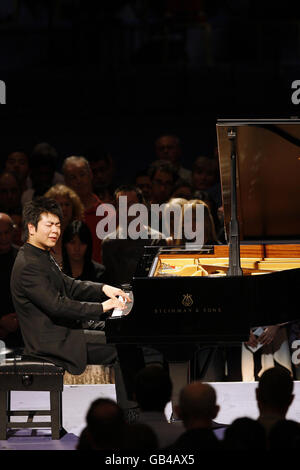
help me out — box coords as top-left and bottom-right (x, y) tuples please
(171, 382), (221, 449)
(148, 160), (178, 205)
(0, 213), (23, 348)
(63, 156), (103, 262)
(135, 170), (152, 204)
(256, 366), (294, 435)
(5, 150), (30, 194)
(21, 142), (64, 205)
(154, 134), (191, 182)
(0, 171), (22, 214)
(134, 365), (184, 448)
(77, 398), (125, 450)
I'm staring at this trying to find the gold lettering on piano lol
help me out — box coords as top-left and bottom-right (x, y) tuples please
(182, 294), (193, 307)
(154, 306), (222, 314)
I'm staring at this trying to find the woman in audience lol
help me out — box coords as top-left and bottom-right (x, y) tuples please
(62, 220), (105, 282)
(44, 184), (84, 267)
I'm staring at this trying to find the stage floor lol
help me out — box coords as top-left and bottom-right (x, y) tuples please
(1, 381), (300, 450)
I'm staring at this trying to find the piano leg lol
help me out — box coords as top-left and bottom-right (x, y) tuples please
(168, 361), (190, 420)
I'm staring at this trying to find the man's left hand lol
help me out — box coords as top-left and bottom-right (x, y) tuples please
(102, 285), (132, 303)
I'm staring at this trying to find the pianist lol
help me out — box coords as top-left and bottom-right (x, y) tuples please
(10, 197), (130, 400)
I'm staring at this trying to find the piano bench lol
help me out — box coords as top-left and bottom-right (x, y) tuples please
(0, 357), (65, 440)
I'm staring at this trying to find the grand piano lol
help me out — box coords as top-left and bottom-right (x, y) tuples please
(106, 119), (300, 410)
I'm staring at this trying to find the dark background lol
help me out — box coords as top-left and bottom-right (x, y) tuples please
(1, 0), (300, 180)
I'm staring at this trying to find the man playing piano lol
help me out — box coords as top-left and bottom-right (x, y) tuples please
(10, 197), (130, 401)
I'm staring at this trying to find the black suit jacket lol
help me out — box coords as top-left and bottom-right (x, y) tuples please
(10, 243), (106, 374)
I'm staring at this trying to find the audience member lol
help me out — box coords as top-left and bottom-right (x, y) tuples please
(170, 178), (193, 200)
(170, 382), (221, 450)
(192, 156), (221, 207)
(222, 417), (266, 450)
(148, 160), (178, 205)
(45, 184), (84, 267)
(256, 366), (294, 435)
(154, 135), (191, 182)
(135, 169), (152, 203)
(5, 150), (30, 194)
(62, 220), (105, 282)
(0, 213), (23, 348)
(21, 142), (64, 205)
(268, 419), (300, 450)
(85, 150), (116, 195)
(77, 398), (125, 450)
(63, 156), (103, 263)
(134, 365), (184, 448)
(0, 171), (22, 214)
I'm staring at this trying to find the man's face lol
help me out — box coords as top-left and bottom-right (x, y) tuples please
(28, 212), (61, 250)
(89, 159), (113, 187)
(0, 219), (14, 253)
(135, 175), (152, 201)
(55, 195), (73, 229)
(0, 173), (20, 211)
(64, 161), (93, 199)
(155, 136), (181, 164)
(151, 170), (174, 204)
(5, 152), (29, 183)
(192, 159), (218, 190)
(116, 190), (139, 225)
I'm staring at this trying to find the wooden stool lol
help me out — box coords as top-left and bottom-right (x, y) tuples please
(0, 357), (64, 440)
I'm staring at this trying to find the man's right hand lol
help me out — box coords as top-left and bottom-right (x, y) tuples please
(102, 297), (126, 313)
(244, 331), (259, 348)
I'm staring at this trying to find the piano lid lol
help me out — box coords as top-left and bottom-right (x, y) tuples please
(216, 119), (300, 242)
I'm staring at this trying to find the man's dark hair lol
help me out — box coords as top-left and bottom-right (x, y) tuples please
(30, 142), (58, 170)
(22, 196), (63, 241)
(257, 366), (294, 410)
(86, 398), (125, 449)
(147, 160), (178, 182)
(134, 365), (172, 412)
(114, 184), (145, 205)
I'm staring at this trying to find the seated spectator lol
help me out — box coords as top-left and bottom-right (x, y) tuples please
(45, 184), (84, 267)
(134, 365), (184, 448)
(148, 160), (178, 205)
(21, 142), (64, 205)
(154, 134), (191, 183)
(63, 156), (104, 263)
(161, 197), (187, 246)
(5, 150), (30, 194)
(192, 156), (221, 208)
(268, 419), (300, 450)
(62, 220), (105, 282)
(0, 213), (23, 349)
(256, 366), (294, 435)
(85, 149), (117, 195)
(182, 199), (220, 246)
(170, 178), (193, 200)
(0, 171), (22, 214)
(135, 169), (152, 204)
(170, 382), (221, 450)
(222, 417), (266, 450)
(77, 398), (126, 450)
